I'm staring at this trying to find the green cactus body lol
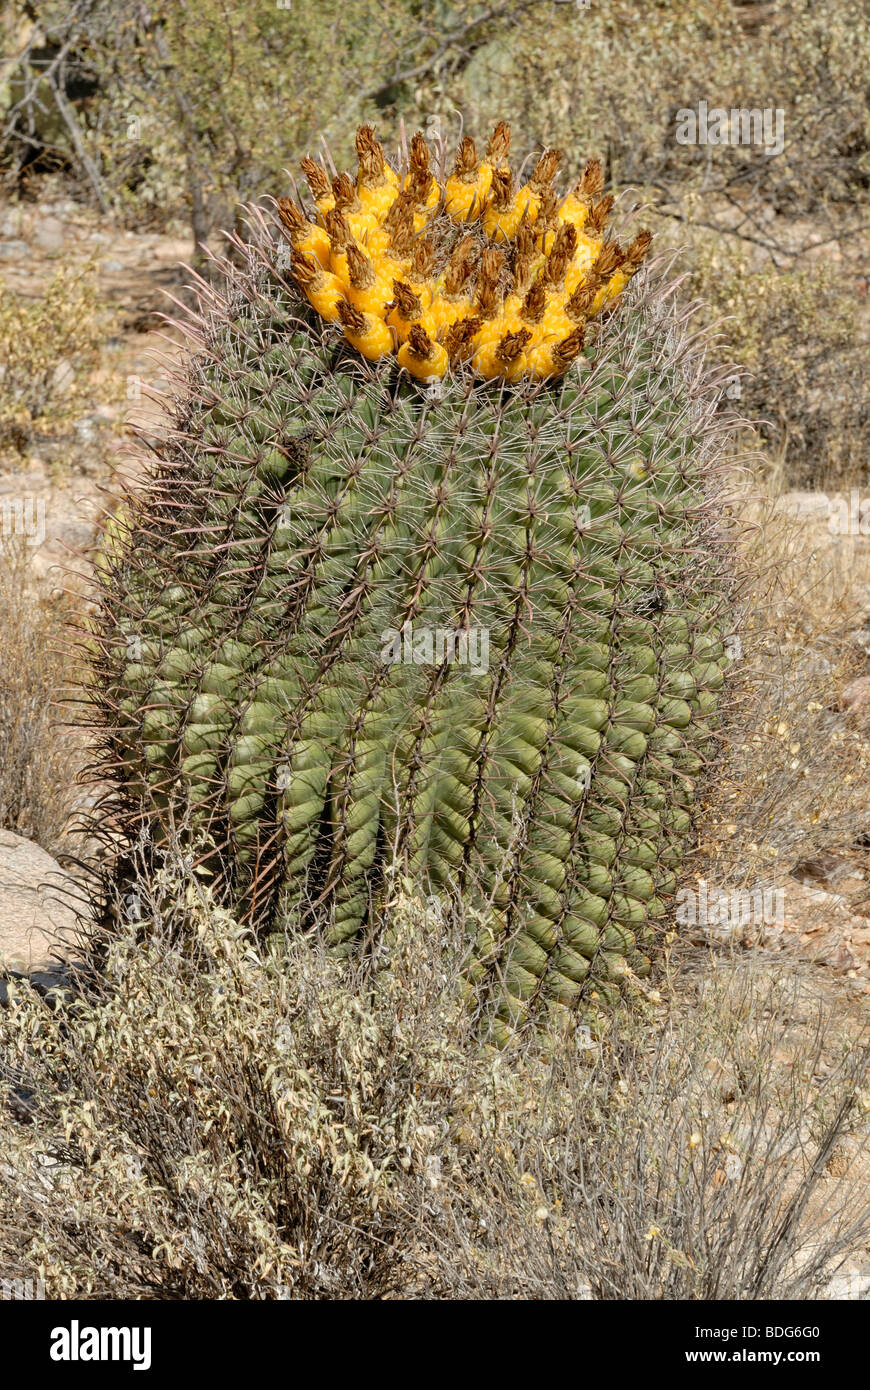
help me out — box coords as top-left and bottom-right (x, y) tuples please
(94, 124), (733, 1039)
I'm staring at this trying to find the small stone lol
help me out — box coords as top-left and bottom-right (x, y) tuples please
(32, 216), (65, 253)
(824, 1269), (870, 1300)
(826, 942), (856, 972)
(790, 853), (852, 887)
(0, 239), (29, 261)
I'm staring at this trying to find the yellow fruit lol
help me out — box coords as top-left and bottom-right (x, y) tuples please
(512, 150), (562, 230)
(358, 183), (399, 219)
(276, 198), (332, 270)
(472, 326), (530, 380)
(484, 193), (532, 243)
(362, 223), (392, 256)
(445, 135), (487, 220)
(404, 177), (440, 213)
(470, 120), (511, 223)
(344, 243), (393, 318)
(300, 157), (335, 219)
(471, 341), (501, 378)
(445, 178), (484, 221)
(290, 251), (344, 323)
(525, 329), (584, 378)
(389, 306), (438, 344)
(342, 209), (377, 244)
(347, 281), (390, 319)
(426, 296), (468, 337)
(558, 157), (604, 233)
(540, 308), (574, 342)
(308, 278), (344, 322)
(329, 246), (350, 284)
(387, 279), (436, 344)
(303, 225), (332, 270)
(474, 309), (523, 349)
(337, 300), (393, 360)
(371, 253), (406, 293)
(600, 231), (653, 306)
(397, 329), (449, 380)
(558, 191), (590, 234)
(355, 125), (401, 218)
(565, 244), (600, 296)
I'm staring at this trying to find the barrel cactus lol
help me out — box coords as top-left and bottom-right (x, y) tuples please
(92, 123), (734, 1039)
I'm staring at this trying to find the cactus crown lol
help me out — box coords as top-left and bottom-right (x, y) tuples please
(277, 123), (652, 383)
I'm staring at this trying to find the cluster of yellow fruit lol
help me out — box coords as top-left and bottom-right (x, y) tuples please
(277, 122), (652, 383)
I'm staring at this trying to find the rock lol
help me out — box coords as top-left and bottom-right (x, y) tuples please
(32, 216), (65, 253)
(0, 961), (85, 1008)
(0, 210), (22, 238)
(824, 941), (856, 972)
(0, 239), (29, 261)
(846, 626), (870, 659)
(839, 676), (870, 728)
(101, 259), (125, 273)
(49, 519), (95, 552)
(0, 830), (87, 974)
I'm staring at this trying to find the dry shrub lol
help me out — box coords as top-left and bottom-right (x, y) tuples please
(0, 861), (493, 1299)
(443, 960), (869, 1300)
(688, 243), (869, 489)
(0, 542), (84, 854)
(0, 259), (108, 454)
(0, 848), (866, 1300)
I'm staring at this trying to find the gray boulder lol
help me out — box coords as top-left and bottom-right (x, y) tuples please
(0, 829), (87, 974)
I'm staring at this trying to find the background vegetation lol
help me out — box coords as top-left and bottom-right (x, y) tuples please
(3, 0), (868, 484)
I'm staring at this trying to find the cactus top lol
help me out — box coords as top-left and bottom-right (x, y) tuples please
(278, 123), (652, 383)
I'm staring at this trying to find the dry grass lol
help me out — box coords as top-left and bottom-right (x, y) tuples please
(0, 542), (86, 855)
(689, 474), (870, 906)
